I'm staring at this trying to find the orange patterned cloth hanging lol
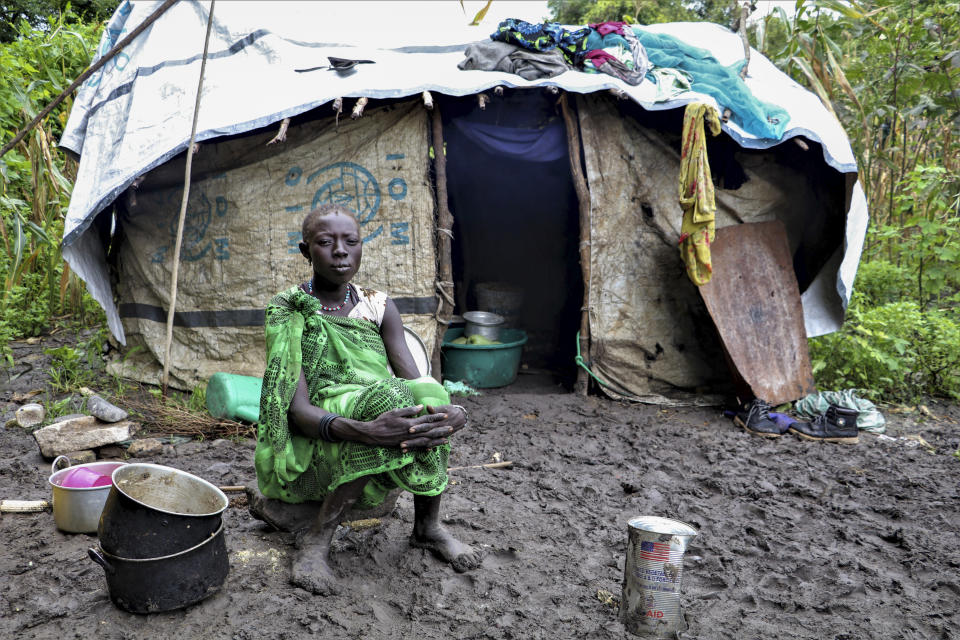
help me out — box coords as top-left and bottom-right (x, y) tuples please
(678, 102), (722, 286)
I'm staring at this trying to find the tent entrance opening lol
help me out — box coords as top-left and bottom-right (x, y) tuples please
(442, 91), (583, 385)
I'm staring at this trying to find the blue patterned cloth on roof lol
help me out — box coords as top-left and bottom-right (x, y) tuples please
(633, 28), (790, 140)
(492, 19), (590, 65)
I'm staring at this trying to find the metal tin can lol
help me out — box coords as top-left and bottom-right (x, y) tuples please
(621, 516), (698, 637)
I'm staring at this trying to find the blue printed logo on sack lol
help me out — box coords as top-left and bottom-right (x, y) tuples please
(150, 191), (229, 264)
(309, 162), (380, 220)
(308, 162), (382, 243)
(283, 155), (411, 247)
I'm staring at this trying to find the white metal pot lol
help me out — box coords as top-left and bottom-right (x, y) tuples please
(48, 456), (127, 533)
(462, 311), (504, 341)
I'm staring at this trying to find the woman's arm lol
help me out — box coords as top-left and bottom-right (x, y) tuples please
(377, 296), (469, 437)
(379, 297), (421, 379)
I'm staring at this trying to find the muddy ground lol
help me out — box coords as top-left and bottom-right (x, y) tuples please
(1, 333), (959, 640)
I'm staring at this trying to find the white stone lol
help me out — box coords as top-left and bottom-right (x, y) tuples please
(15, 403), (45, 428)
(32, 416), (136, 459)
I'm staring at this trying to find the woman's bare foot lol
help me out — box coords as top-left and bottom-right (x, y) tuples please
(410, 522), (481, 572)
(411, 493), (481, 572)
(288, 477), (368, 595)
(291, 532), (339, 595)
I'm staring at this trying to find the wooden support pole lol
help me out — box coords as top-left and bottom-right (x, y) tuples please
(477, 93), (489, 110)
(162, 0), (216, 395)
(737, 2), (751, 80)
(422, 91), (434, 110)
(493, 85), (504, 96)
(560, 94), (593, 396)
(430, 107), (455, 381)
(332, 97), (343, 125)
(447, 461), (513, 472)
(266, 117), (290, 145)
(351, 97), (369, 119)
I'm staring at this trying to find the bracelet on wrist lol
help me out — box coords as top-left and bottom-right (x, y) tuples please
(317, 413), (340, 442)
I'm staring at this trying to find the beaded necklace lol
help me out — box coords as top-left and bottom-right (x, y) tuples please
(307, 279), (351, 311)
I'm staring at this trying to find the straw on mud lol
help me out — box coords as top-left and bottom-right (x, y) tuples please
(123, 396), (254, 440)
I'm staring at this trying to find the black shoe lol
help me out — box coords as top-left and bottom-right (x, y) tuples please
(734, 399), (782, 438)
(789, 404), (859, 444)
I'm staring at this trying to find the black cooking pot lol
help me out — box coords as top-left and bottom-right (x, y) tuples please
(88, 522), (229, 614)
(98, 463), (228, 559)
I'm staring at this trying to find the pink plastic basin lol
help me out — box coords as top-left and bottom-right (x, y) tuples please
(60, 466), (113, 488)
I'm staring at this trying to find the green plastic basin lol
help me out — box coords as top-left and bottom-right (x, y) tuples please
(206, 372), (263, 423)
(441, 328), (527, 388)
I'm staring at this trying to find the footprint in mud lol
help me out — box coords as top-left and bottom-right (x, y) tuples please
(370, 599), (403, 626)
(437, 573), (476, 610)
(482, 548), (520, 570)
(441, 573), (475, 596)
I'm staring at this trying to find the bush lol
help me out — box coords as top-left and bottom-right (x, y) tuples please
(0, 11), (103, 363)
(852, 260), (912, 307)
(1, 272), (53, 337)
(810, 295), (960, 403)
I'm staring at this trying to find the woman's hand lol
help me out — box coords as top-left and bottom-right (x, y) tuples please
(336, 405), (461, 452)
(400, 404), (467, 452)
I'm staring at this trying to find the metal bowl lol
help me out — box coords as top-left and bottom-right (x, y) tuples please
(462, 311), (504, 341)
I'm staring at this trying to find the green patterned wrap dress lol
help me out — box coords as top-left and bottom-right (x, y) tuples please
(254, 287), (450, 509)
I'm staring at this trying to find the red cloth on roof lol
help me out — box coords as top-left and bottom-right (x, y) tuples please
(588, 21), (628, 36)
(584, 49), (618, 69)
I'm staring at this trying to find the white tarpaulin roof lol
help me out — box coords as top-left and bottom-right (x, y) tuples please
(61, 0), (866, 343)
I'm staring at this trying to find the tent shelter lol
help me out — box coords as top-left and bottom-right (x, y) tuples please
(60, 1), (867, 397)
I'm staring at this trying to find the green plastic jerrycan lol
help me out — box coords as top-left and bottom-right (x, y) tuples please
(206, 373), (263, 423)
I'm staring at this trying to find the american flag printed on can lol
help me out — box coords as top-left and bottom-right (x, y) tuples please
(639, 540), (684, 563)
(621, 516), (698, 638)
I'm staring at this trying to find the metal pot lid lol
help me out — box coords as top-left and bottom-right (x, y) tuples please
(462, 311), (504, 326)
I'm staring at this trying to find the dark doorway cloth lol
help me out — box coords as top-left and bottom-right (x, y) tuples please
(450, 117), (567, 163)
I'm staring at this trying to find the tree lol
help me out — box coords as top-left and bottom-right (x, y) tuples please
(548, 0), (740, 28)
(0, 0), (118, 42)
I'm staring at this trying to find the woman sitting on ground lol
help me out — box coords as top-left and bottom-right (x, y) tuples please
(254, 204), (479, 595)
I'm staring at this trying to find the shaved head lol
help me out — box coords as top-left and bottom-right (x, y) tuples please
(302, 204), (360, 238)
